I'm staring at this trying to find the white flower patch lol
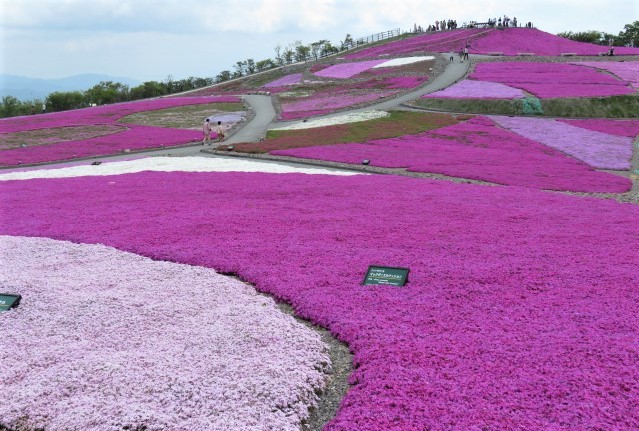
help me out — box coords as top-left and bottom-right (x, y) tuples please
(372, 56), (436, 68)
(0, 157), (364, 180)
(272, 110), (390, 131)
(279, 91), (313, 98)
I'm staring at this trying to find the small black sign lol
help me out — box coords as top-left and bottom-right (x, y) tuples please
(0, 293), (21, 311)
(363, 266), (409, 287)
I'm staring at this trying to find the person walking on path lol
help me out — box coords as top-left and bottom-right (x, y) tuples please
(463, 47), (469, 60)
(216, 121), (225, 143)
(202, 118), (212, 144)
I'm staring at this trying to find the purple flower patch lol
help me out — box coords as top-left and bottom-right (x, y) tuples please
(1, 171), (638, 430)
(263, 73), (304, 88)
(490, 115), (634, 170)
(423, 79), (526, 99)
(272, 116), (630, 192)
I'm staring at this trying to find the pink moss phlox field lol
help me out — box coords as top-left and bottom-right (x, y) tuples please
(470, 62), (634, 98)
(0, 96), (240, 166)
(346, 28), (639, 59)
(0, 97), (240, 134)
(379, 76), (428, 89)
(313, 60), (387, 78)
(280, 91), (398, 120)
(423, 79), (526, 99)
(557, 119), (639, 138)
(490, 115), (634, 170)
(272, 116), (630, 192)
(0, 125), (201, 166)
(346, 28), (489, 59)
(2, 172), (638, 430)
(471, 27), (639, 56)
(572, 61), (639, 88)
(263, 73), (304, 88)
(0, 235), (329, 431)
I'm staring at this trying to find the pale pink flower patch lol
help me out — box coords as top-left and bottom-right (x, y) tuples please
(0, 235), (329, 431)
(313, 60), (387, 78)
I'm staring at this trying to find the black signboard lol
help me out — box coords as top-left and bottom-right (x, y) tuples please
(363, 266), (409, 287)
(0, 293), (21, 311)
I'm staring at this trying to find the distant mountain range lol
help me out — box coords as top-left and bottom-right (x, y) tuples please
(0, 73), (142, 101)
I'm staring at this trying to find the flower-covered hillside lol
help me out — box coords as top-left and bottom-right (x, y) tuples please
(271, 116), (632, 193)
(1, 171), (638, 431)
(347, 27), (639, 59)
(0, 96), (243, 166)
(469, 62), (635, 98)
(268, 57), (437, 120)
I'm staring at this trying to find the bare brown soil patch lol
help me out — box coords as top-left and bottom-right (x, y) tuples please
(119, 102), (245, 130)
(0, 125), (127, 150)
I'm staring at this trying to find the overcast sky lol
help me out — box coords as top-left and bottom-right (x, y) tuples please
(1, 0), (636, 82)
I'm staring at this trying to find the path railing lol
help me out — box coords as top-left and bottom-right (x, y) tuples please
(343, 28), (402, 50)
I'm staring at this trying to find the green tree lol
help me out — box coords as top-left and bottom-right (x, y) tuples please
(557, 30), (605, 44)
(274, 44), (284, 66)
(0, 96), (21, 117)
(129, 81), (165, 100)
(215, 70), (232, 82)
(618, 20), (638, 46)
(283, 46), (294, 64)
(256, 59), (276, 72)
(85, 81), (129, 105)
(341, 33), (354, 50)
(246, 59), (256, 75)
(46, 91), (84, 112)
(320, 41), (339, 57)
(233, 61), (246, 78)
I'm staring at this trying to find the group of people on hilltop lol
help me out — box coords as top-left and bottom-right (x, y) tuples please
(486, 16), (518, 28)
(415, 15), (533, 33)
(429, 19), (459, 32)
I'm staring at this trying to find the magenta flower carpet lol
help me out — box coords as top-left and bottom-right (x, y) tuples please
(346, 28), (639, 59)
(469, 62), (634, 98)
(490, 115), (634, 170)
(471, 28), (639, 56)
(0, 96), (239, 166)
(280, 90), (398, 120)
(422, 79), (526, 99)
(0, 235), (328, 431)
(272, 116), (631, 193)
(1, 171), (638, 431)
